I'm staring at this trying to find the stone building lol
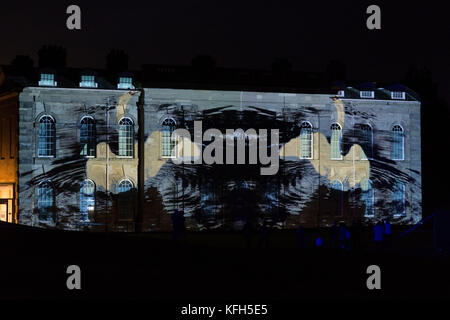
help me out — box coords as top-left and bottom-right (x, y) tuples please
(12, 69), (422, 231)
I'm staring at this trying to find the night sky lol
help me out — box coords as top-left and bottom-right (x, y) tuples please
(1, 1), (449, 102)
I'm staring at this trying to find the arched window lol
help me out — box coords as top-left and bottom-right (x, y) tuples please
(392, 125), (404, 160)
(118, 117), (134, 157)
(359, 124), (373, 160)
(118, 179), (134, 220)
(300, 121), (313, 159)
(38, 115), (56, 157)
(393, 182), (405, 216)
(80, 116), (96, 157)
(330, 179), (343, 216)
(330, 123), (342, 160)
(37, 181), (54, 221)
(161, 118), (176, 158)
(361, 179), (374, 217)
(80, 179), (95, 221)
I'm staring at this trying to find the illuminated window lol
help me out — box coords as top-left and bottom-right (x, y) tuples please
(392, 125), (404, 160)
(331, 180), (343, 216)
(38, 73), (57, 87)
(359, 124), (373, 160)
(118, 179), (134, 220)
(79, 75), (98, 88)
(361, 179), (374, 217)
(391, 91), (405, 100)
(118, 117), (134, 157)
(37, 181), (54, 221)
(161, 118), (176, 158)
(300, 121), (313, 159)
(360, 91), (374, 98)
(330, 123), (342, 160)
(393, 182), (405, 216)
(80, 179), (95, 221)
(38, 115), (56, 157)
(80, 116), (96, 157)
(117, 77), (135, 90)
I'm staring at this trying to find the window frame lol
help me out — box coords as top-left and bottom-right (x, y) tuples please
(80, 179), (95, 221)
(160, 117), (177, 159)
(361, 179), (375, 217)
(37, 180), (55, 221)
(392, 124), (404, 161)
(37, 115), (56, 158)
(393, 181), (406, 217)
(79, 116), (96, 158)
(359, 123), (373, 160)
(118, 117), (134, 158)
(330, 122), (343, 160)
(299, 121), (313, 160)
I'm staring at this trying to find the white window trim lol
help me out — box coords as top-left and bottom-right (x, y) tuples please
(37, 115), (56, 158)
(360, 91), (374, 99)
(330, 123), (343, 160)
(299, 121), (313, 160)
(160, 117), (177, 159)
(391, 91), (406, 100)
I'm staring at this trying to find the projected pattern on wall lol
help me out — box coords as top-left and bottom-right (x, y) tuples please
(17, 88), (422, 231)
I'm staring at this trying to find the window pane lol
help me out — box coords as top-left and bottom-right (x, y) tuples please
(300, 122), (312, 159)
(161, 118), (176, 157)
(38, 182), (53, 221)
(80, 117), (96, 157)
(118, 118), (134, 157)
(38, 116), (55, 157)
(392, 125), (404, 160)
(80, 180), (95, 221)
(331, 123), (342, 159)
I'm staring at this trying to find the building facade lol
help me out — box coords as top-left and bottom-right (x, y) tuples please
(15, 77), (422, 231)
(0, 89), (19, 223)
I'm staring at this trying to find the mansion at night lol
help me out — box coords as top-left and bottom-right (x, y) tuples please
(0, 66), (422, 231)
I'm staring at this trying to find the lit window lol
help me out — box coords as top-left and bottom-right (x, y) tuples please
(79, 75), (98, 88)
(300, 121), (313, 159)
(331, 180), (343, 216)
(392, 125), (404, 160)
(38, 115), (56, 157)
(118, 117), (134, 157)
(117, 77), (135, 89)
(118, 179), (134, 220)
(161, 118), (176, 158)
(80, 179), (95, 221)
(360, 91), (374, 98)
(80, 116), (96, 157)
(391, 91), (405, 100)
(361, 179), (374, 217)
(359, 124), (373, 160)
(393, 182), (405, 216)
(337, 90), (345, 97)
(37, 181), (54, 221)
(38, 73), (57, 87)
(330, 123), (342, 160)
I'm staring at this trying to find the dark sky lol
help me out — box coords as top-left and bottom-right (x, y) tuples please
(1, 0), (449, 101)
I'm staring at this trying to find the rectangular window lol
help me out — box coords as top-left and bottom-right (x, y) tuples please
(360, 91), (374, 99)
(79, 75), (98, 88)
(391, 91), (405, 100)
(117, 77), (135, 89)
(38, 73), (57, 87)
